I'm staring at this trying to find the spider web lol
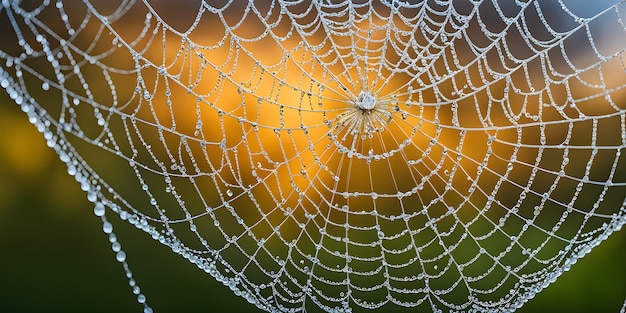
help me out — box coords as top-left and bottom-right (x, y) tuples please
(1, 0), (626, 312)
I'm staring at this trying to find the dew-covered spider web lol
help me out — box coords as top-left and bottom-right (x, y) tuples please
(2, 0), (626, 312)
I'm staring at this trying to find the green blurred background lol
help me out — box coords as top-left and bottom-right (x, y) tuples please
(0, 82), (625, 313)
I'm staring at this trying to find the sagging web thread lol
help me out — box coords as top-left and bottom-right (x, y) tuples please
(1, 0), (626, 312)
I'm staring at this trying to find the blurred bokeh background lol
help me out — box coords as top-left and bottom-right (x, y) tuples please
(1, 1), (626, 312)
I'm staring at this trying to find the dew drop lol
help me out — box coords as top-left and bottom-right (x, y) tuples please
(116, 251), (127, 262)
(94, 202), (105, 217)
(103, 222), (113, 234)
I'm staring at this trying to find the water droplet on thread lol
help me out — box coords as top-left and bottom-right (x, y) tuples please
(116, 251), (126, 262)
(94, 203), (105, 216)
